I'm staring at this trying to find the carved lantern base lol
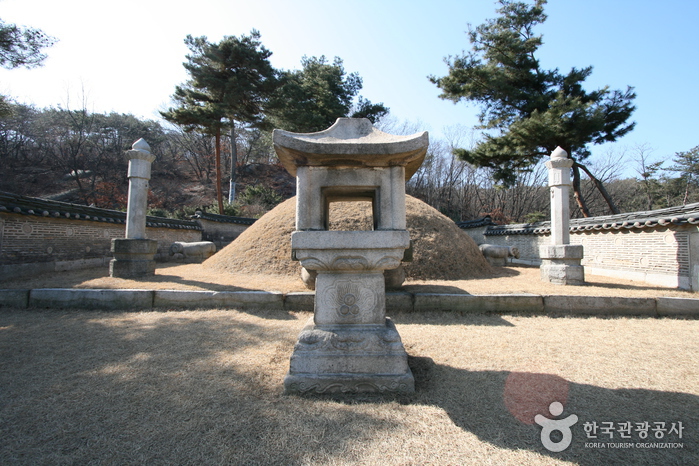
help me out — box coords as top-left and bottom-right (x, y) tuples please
(285, 230), (414, 394)
(284, 317), (414, 395)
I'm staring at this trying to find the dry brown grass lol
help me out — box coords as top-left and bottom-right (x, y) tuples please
(1, 308), (696, 465)
(1, 262), (695, 299)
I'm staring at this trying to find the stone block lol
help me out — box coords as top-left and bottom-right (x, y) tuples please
(479, 244), (520, 267)
(315, 272), (385, 325)
(56, 257), (106, 271)
(29, 288), (154, 310)
(656, 297), (699, 316)
(110, 238), (158, 278)
(0, 289), (29, 308)
(539, 244), (584, 260)
(543, 295), (656, 316)
(111, 238), (158, 258)
(284, 317), (414, 394)
(284, 292), (315, 311)
(413, 293), (543, 313)
(168, 241), (216, 263)
(386, 291), (413, 312)
(540, 262), (585, 285)
(384, 266), (406, 289)
(109, 258), (156, 277)
(153, 290), (283, 309)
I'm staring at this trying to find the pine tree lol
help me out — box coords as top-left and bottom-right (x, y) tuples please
(161, 30), (277, 210)
(267, 56), (387, 133)
(667, 146), (699, 205)
(430, 0), (636, 216)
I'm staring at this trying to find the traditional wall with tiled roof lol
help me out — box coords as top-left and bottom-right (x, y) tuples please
(459, 203), (699, 290)
(0, 191), (255, 281)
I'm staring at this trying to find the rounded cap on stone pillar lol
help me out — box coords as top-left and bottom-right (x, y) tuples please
(132, 138), (151, 154)
(126, 138), (156, 163)
(551, 146), (568, 160)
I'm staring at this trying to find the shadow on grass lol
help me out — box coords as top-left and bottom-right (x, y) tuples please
(1, 309), (695, 464)
(409, 356), (698, 465)
(490, 266), (525, 277)
(0, 309), (402, 464)
(393, 311), (516, 327)
(577, 280), (681, 293)
(150, 273), (258, 291)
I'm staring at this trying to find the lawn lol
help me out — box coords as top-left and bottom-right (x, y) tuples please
(1, 307), (696, 465)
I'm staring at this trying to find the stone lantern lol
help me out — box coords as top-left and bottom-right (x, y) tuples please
(274, 118), (428, 394)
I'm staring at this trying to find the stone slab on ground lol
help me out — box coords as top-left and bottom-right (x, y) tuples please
(8, 288), (699, 315)
(656, 297), (699, 316)
(0, 289), (30, 308)
(283, 292), (315, 311)
(386, 292), (414, 312)
(29, 289), (154, 310)
(543, 295), (657, 316)
(413, 293), (544, 313)
(154, 290), (284, 309)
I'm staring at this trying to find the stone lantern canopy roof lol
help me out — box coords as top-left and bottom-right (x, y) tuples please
(273, 118), (428, 180)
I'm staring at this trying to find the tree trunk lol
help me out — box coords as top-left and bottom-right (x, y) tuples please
(229, 123), (237, 203)
(215, 129), (224, 214)
(575, 161), (620, 215)
(571, 164), (591, 218)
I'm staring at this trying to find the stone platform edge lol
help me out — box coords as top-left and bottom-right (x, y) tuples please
(0, 289), (697, 316)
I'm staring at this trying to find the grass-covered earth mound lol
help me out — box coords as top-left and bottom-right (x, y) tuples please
(204, 195), (494, 280)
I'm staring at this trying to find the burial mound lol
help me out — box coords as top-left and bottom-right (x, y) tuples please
(203, 195), (494, 280)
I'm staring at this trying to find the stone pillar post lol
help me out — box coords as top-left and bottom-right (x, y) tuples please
(109, 139), (158, 278)
(539, 146), (584, 285)
(124, 138), (156, 239)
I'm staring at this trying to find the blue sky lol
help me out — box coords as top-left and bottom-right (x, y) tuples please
(1, 0), (697, 173)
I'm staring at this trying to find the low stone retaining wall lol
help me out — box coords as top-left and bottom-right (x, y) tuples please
(1, 289), (697, 316)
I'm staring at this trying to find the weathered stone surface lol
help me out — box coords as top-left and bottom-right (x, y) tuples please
(543, 295), (656, 315)
(273, 118), (428, 179)
(0, 289), (29, 308)
(292, 230), (410, 270)
(540, 244), (584, 260)
(284, 317), (414, 394)
(283, 292), (315, 311)
(110, 238), (157, 278)
(153, 290), (283, 309)
(413, 293), (543, 313)
(384, 266), (406, 289)
(168, 241), (216, 263)
(315, 272), (385, 325)
(124, 139), (156, 240)
(295, 166), (408, 230)
(385, 291), (413, 312)
(656, 297), (699, 316)
(29, 288), (153, 309)
(479, 244), (520, 266)
(300, 267), (317, 290)
(539, 262), (585, 285)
